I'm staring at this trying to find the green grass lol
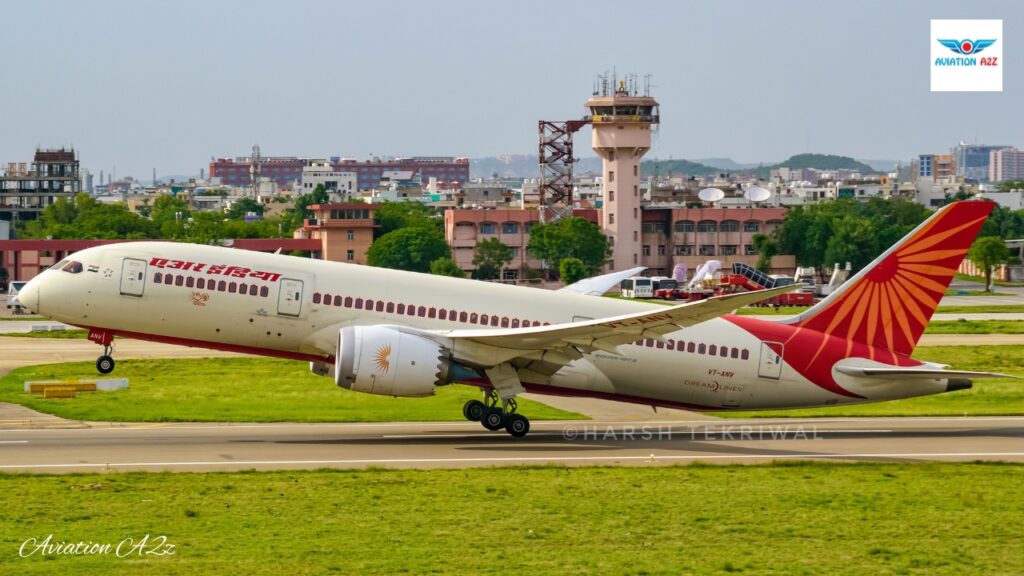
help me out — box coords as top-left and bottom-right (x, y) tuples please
(1, 329), (87, 339)
(924, 320), (1024, 334)
(955, 272), (1024, 287)
(0, 358), (583, 423)
(1, 463), (1022, 575)
(943, 289), (1014, 297)
(719, 345), (1024, 418)
(0, 315), (49, 321)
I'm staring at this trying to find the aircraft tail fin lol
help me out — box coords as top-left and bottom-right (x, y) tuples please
(787, 201), (994, 356)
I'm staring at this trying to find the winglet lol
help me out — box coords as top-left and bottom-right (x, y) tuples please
(558, 266), (646, 297)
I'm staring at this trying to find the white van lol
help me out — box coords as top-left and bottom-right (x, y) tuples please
(620, 276), (653, 299)
(6, 280), (28, 313)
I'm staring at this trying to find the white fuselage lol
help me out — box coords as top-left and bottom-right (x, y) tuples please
(25, 242), (949, 411)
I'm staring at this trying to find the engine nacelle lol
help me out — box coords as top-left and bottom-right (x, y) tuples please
(334, 325), (452, 397)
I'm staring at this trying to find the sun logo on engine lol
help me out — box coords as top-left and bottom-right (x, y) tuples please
(374, 344), (392, 374)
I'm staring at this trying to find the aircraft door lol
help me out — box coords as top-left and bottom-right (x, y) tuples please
(120, 258), (147, 297)
(278, 278), (304, 317)
(757, 341), (783, 379)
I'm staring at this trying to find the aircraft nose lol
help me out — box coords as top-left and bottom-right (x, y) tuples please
(19, 278), (40, 314)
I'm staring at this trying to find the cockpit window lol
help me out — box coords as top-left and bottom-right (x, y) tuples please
(61, 261), (84, 274)
(53, 259), (69, 270)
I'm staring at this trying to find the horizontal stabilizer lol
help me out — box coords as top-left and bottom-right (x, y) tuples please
(835, 365), (1015, 380)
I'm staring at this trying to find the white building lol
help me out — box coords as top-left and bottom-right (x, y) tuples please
(298, 160), (357, 201)
(990, 148), (1024, 182)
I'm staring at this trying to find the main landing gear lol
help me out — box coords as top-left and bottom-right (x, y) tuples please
(463, 389), (530, 438)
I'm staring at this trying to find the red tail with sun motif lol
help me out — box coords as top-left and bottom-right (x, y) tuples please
(791, 200), (994, 356)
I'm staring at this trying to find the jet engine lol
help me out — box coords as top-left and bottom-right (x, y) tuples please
(334, 325), (453, 397)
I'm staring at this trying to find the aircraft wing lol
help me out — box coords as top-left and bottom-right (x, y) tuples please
(557, 266), (646, 297)
(434, 284), (802, 367)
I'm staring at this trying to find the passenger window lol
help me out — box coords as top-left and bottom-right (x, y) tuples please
(186, 277), (195, 288)
(459, 312), (468, 322)
(228, 282), (237, 293)
(511, 319), (520, 328)
(238, 283), (247, 294)
(154, 272), (163, 283)
(175, 275), (184, 287)
(741, 349), (749, 360)
(387, 302), (395, 313)
(164, 275), (173, 285)
(678, 341), (687, 352)
(397, 304), (406, 314)
(417, 306), (426, 317)
(666, 341), (675, 350)
(720, 346), (728, 358)
(428, 307), (436, 318)
(250, 285), (258, 296)
(501, 317), (509, 328)
(323, 293), (331, 304)
(197, 278), (206, 289)
(345, 297), (353, 307)
(438, 309), (447, 320)
(365, 299), (374, 310)
(376, 301), (384, 312)
(698, 344), (706, 354)
(218, 280), (226, 291)
(709, 345), (717, 355)
(406, 304), (416, 316)
(260, 286), (269, 297)
(490, 316), (499, 326)
(730, 348), (738, 359)
(481, 314), (489, 325)
(313, 293), (321, 304)
(656, 340), (664, 349)
(470, 313), (478, 323)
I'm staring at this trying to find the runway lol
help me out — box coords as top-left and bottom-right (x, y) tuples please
(1, 416), (1023, 473)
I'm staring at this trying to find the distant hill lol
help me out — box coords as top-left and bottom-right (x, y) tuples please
(766, 153), (876, 174)
(856, 159), (900, 172)
(640, 159), (720, 177)
(692, 158), (768, 171)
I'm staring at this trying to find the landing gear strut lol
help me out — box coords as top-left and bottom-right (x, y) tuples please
(464, 389), (530, 438)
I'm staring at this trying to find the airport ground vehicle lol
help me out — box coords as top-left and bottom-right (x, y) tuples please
(5, 280), (27, 313)
(620, 276), (653, 299)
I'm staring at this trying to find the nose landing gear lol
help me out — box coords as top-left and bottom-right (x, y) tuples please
(96, 346), (115, 375)
(88, 329), (116, 375)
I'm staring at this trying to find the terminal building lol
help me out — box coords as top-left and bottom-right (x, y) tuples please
(210, 156), (469, 191)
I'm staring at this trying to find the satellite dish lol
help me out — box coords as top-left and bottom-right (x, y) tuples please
(698, 187), (725, 203)
(744, 187), (771, 202)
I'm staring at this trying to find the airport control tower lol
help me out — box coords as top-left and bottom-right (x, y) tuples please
(586, 76), (659, 271)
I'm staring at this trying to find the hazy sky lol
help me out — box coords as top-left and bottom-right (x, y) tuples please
(2, 0), (1020, 178)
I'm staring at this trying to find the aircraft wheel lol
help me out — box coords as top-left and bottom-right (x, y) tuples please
(505, 414), (530, 438)
(481, 407), (505, 431)
(463, 400), (486, 422)
(96, 355), (115, 375)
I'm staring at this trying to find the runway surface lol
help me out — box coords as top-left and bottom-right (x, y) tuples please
(1, 417), (1023, 473)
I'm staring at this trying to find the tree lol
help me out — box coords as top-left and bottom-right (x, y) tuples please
(226, 197), (264, 220)
(526, 217), (610, 275)
(967, 236), (1010, 291)
(375, 201), (442, 237)
(823, 215), (878, 272)
(751, 233), (777, 273)
(429, 257), (467, 278)
(558, 258), (588, 285)
(367, 228), (450, 273)
(472, 237), (512, 280)
(997, 180), (1024, 192)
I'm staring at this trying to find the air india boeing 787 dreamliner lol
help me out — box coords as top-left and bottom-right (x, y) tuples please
(16, 201), (1009, 436)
